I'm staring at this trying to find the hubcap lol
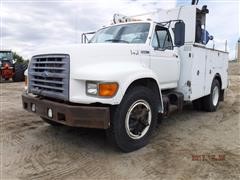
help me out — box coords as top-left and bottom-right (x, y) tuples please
(125, 100), (152, 139)
(212, 86), (219, 106)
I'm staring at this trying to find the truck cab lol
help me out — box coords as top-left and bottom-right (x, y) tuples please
(22, 5), (228, 152)
(89, 21), (181, 89)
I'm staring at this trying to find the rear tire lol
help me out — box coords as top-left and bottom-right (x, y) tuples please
(202, 79), (220, 112)
(107, 86), (158, 152)
(41, 117), (62, 126)
(13, 63), (25, 82)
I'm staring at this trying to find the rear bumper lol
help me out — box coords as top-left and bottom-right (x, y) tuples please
(22, 93), (110, 129)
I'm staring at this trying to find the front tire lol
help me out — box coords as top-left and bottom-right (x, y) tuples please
(202, 79), (220, 112)
(107, 86), (158, 152)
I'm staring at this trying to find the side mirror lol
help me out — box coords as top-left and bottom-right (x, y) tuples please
(174, 21), (185, 47)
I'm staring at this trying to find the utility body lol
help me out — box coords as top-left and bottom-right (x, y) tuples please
(22, 5), (228, 152)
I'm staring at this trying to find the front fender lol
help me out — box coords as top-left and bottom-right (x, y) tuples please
(119, 69), (163, 113)
(70, 62), (163, 110)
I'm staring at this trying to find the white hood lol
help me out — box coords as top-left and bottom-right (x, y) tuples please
(31, 43), (150, 80)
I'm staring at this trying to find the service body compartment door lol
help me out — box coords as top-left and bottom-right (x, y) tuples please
(204, 50), (228, 95)
(190, 47), (206, 99)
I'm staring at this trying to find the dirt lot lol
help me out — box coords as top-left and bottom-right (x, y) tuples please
(1, 62), (239, 180)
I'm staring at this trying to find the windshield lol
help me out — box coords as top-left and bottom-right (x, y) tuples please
(0, 51), (13, 60)
(90, 23), (150, 44)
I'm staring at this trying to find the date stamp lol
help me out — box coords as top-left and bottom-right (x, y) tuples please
(192, 154), (225, 161)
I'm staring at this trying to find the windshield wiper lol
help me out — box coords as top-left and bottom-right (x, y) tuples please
(105, 39), (129, 43)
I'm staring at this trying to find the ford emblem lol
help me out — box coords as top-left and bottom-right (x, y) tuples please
(41, 71), (49, 77)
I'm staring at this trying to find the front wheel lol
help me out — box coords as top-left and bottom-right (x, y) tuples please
(202, 79), (220, 112)
(107, 86), (158, 152)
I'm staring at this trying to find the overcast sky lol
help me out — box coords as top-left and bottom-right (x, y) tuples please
(0, 0), (239, 59)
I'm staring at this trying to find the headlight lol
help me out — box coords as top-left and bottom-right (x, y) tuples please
(86, 82), (98, 95)
(86, 81), (118, 97)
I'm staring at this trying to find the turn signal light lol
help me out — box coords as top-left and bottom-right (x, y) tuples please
(99, 83), (118, 97)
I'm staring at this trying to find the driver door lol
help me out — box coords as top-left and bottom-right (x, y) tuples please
(150, 25), (180, 89)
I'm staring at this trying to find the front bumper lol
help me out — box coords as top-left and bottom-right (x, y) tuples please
(22, 93), (110, 129)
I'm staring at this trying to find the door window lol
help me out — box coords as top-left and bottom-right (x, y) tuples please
(151, 26), (173, 50)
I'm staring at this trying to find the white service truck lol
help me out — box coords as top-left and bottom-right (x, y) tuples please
(22, 5), (228, 152)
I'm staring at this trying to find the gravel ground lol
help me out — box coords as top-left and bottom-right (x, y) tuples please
(0, 62), (239, 180)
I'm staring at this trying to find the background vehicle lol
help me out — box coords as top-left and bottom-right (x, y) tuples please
(22, 4), (228, 152)
(0, 50), (28, 82)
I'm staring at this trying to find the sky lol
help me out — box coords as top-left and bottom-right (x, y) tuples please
(0, 0), (239, 60)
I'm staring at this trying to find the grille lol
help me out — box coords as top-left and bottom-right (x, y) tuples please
(28, 54), (70, 101)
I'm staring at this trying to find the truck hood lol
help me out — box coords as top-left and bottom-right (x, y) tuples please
(32, 43), (150, 80)
(33, 43), (147, 59)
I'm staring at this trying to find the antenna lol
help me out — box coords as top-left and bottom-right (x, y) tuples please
(191, 0), (199, 5)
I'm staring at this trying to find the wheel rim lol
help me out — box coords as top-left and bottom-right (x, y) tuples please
(125, 100), (152, 139)
(212, 86), (219, 106)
